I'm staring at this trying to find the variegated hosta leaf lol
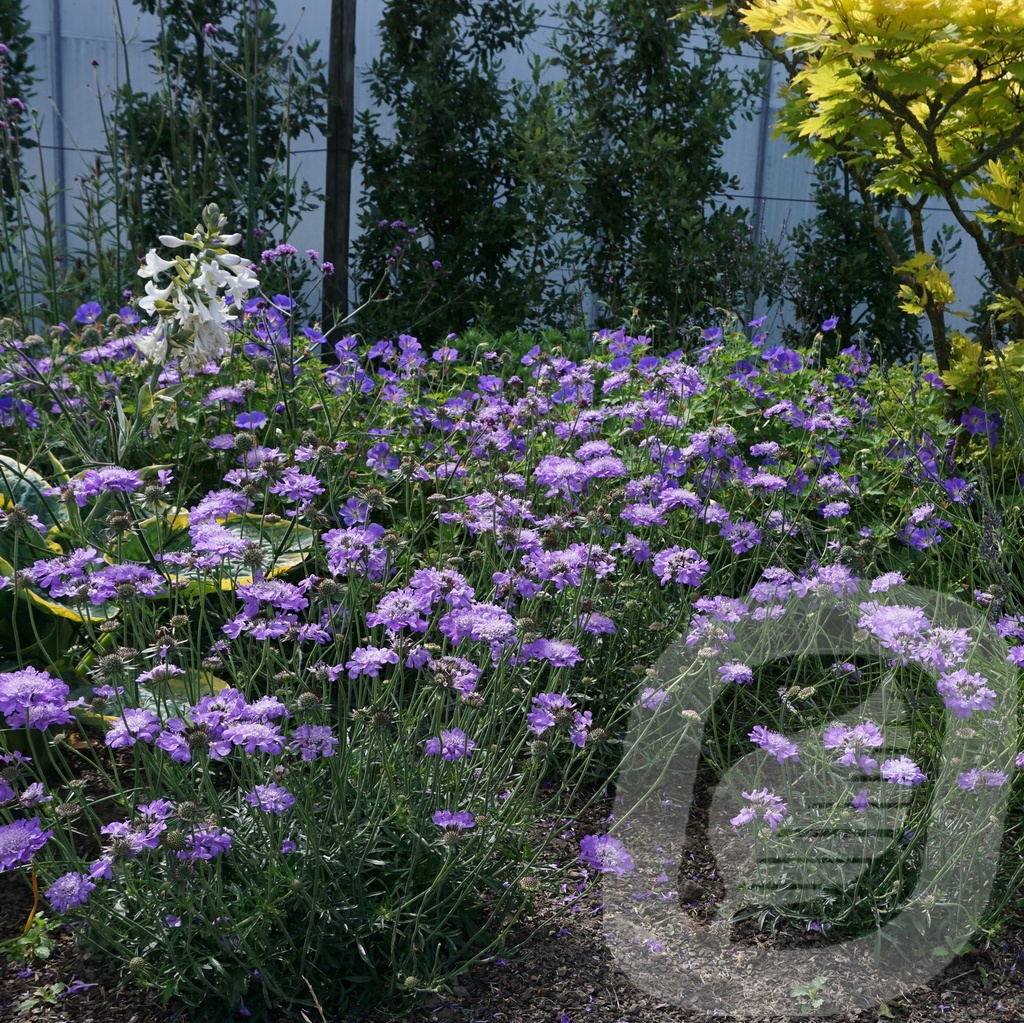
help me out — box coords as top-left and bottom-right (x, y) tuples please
(69, 670), (231, 727)
(115, 511), (316, 593)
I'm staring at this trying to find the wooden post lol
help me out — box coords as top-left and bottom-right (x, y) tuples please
(321, 0), (357, 335)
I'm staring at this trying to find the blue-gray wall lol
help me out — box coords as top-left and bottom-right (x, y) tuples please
(16, 0), (985, 326)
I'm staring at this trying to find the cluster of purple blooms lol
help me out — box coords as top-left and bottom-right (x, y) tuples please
(0, 313), (1021, 957)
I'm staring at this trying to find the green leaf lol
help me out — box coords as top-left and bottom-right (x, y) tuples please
(114, 511), (316, 593)
(0, 457), (65, 529)
(70, 669), (231, 726)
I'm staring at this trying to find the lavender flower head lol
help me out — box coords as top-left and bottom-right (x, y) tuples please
(730, 789), (788, 831)
(424, 728), (477, 762)
(45, 871), (96, 913)
(880, 756), (927, 786)
(245, 783), (296, 815)
(0, 817), (54, 870)
(579, 833), (635, 875)
(749, 725), (800, 764)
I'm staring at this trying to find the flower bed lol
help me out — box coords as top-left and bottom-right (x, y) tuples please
(1, 211), (1023, 1021)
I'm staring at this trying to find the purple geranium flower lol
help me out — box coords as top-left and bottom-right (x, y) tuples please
(75, 301), (102, 325)
(961, 406), (999, 447)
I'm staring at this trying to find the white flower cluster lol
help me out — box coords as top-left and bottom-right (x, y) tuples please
(135, 204), (259, 370)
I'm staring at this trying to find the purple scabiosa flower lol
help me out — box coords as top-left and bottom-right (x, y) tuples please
(880, 756), (927, 786)
(577, 612), (616, 635)
(822, 721), (884, 773)
(438, 603), (517, 664)
(0, 817), (53, 869)
(652, 546), (709, 587)
(237, 580), (309, 616)
(45, 871), (96, 912)
(857, 602), (932, 661)
(191, 488), (253, 523)
(579, 833), (635, 875)
(105, 707), (162, 748)
(820, 501), (850, 519)
(0, 666), (75, 730)
(268, 467), (325, 503)
(288, 723), (338, 760)
(718, 662), (754, 684)
(910, 626), (972, 672)
(936, 669), (997, 719)
(693, 595), (749, 623)
(869, 572), (905, 593)
(746, 466), (788, 493)
(424, 728), (477, 761)
(427, 655), (482, 697)
(851, 789), (870, 811)
(344, 645), (399, 679)
(177, 826), (233, 861)
(433, 810), (476, 831)
(222, 721), (285, 754)
(821, 316), (839, 331)
(141, 660), (183, 684)
(639, 687), (671, 710)
(720, 519), (762, 554)
(619, 503), (668, 528)
(957, 769), (1008, 791)
(77, 466), (144, 497)
(521, 638), (583, 668)
(749, 725), (800, 764)
(87, 563), (167, 604)
(245, 783), (295, 814)
(19, 783), (51, 808)
(322, 523), (388, 580)
(203, 385), (247, 406)
(730, 789), (788, 831)
(366, 587), (433, 632)
(25, 547), (98, 592)
(408, 567), (476, 610)
(527, 692), (577, 735)
(568, 709), (592, 748)
(533, 455), (588, 499)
